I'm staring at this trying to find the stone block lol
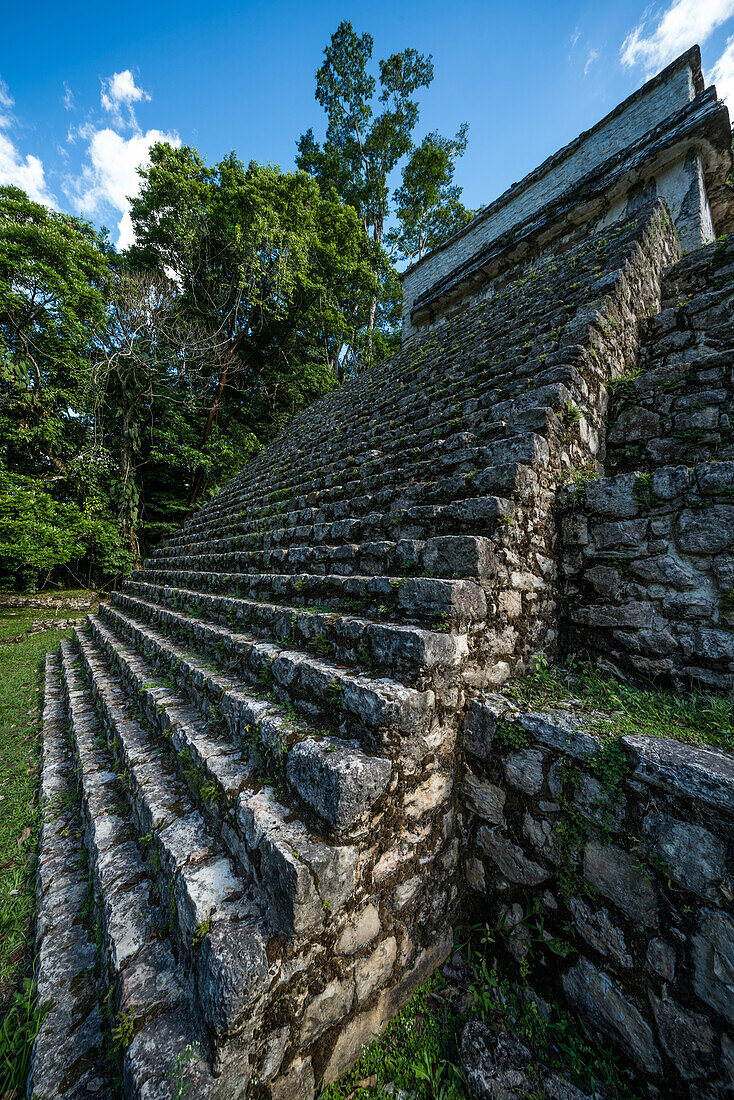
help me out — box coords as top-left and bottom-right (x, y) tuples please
(646, 937), (676, 981)
(270, 1056), (315, 1100)
(320, 934), (451, 1086)
(286, 739), (392, 832)
(335, 904), (381, 956)
(463, 772), (506, 823)
(622, 736), (734, 813)
(585, 473), (641, 517)
(693, 909), (734, 1023)
(404, 772), (452, 820)
(504, 748), (545, 795)
(562, 958), (662, 1073)
(649, 993), (716, 1081)
(643, 813), (728, 898)
(477, 827), (550, 886)
(517, 710), (600, 760)
(583, 842), (658, 927)
(676, 505), (734, 554)
(354, 936), (397, 1004)
(299, 976), (355, 1045)
(569, 898), (633, 968)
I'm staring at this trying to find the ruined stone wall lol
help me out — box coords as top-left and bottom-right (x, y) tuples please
(558, 233), (734, 692)
(461, 695), (734, 1098)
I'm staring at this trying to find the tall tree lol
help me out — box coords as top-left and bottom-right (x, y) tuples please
(296, 21), (433, 348)
(128, 144), (380, 509)
(0, 185), (111, 487)
(386, 125), (474, 265)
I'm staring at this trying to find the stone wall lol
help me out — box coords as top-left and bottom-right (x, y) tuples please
(461, 695), (734, 1098)
(557, 231), (734, 693)
(401, 46), (733, 340)
(559, 462), (734, 692)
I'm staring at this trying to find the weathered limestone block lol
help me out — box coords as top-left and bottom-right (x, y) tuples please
(643, 812), (728, 898)
(354, 936), (397, 1004)
(463, 771), (506, 823)
(675, 505), (734, 554)
(269, 1056), (315, 1100)
(646, 937), (676, 980)
(623, 737), (734, 813)
(197, 922), (269, 1037)
(335, 904), (381, 956)
(649, 992), (717, 1081)
(320, 935), (451, 1087)
(286, 738), (392, 831)
(504, 748), (545, 795)
(477, 827), (550, 886)
(562, 958), (662, 1073)
(300, 976), (356, 1045)
(583, 842), (658, 927)
(693, 909), (734, 1022)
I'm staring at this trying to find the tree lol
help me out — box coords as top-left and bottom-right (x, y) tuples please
(386, 126), (474, 265)
(128, 144), (380, 509)
(0, 185), (111, 487)
(296, 21), (434, 346)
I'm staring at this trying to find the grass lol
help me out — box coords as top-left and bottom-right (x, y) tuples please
(0, 614), (74, 1095)
(321, 929), (638, 1100)
(505, 656), (734, 753)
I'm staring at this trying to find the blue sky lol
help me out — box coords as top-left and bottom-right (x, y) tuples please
(1, 0), (733, 251)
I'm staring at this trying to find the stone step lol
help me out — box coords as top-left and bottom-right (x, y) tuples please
(57, 640), (225, 1095)
(87, 603), (394, 838)
(133, 568), (488, 631)
(121, 578), (468, 681)
(156, 493), (516, 561)
(99, 596), (438, 750)
(82, 615), (363, 932)
(30, 653), (109, 1100)
(177, 430), (548, 544)
(183, 338), (579, 531)
(143, 528), (499, 582)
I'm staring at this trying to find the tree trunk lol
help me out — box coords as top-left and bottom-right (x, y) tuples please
(119, 406), (141, 569)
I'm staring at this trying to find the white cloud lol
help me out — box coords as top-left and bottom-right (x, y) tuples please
(584, 48), (599, 75)
(0, 74), (56, 206)
(710, 33), (734, 104)
(621, 0), (734, 74)
(101, 70), (149, 128)
(570, 28), (581, 49)
(66, 70), (178, 249)
(0, 76), (13, 110)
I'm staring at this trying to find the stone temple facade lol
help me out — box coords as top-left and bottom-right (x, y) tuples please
(32, 46), (734, 1100)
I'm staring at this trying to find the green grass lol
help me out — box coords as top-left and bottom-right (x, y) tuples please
(0, 588), (96, 642)
(321, 930), (637, 1100)
(505, 657), (734, 753)
(0, 620), (73, 1095)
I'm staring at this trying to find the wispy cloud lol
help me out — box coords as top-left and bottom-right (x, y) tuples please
(584, 48), (599, 76)
(570, 28), (581, 49)
(621, 0), (734, 74)
(710, 32), (734, 103)
(100, 69), (150, 128)
(65, 69), (178, 250)
(0, 74), (56, 206)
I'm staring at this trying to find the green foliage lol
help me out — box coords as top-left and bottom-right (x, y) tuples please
(0, 472), (129, 591)
(386, 126), (474, 264)
(322, 931), (637, 1100)
(506, 657), (734, 752)
(0, 619), (74, 1083)
(0, 977), (52, 1094)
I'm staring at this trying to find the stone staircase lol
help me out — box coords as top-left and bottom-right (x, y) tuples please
(31, 199), (681, 1099)
(607, 231), (734, 472)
